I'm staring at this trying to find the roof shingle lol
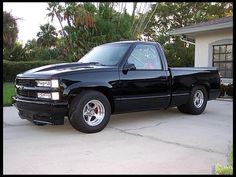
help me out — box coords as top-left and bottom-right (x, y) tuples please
(179, 16), (233, 30)
(168, 16), (233, 36)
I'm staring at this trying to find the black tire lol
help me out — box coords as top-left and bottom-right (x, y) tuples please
(177, 86), (208, 115)
(69, 90), (111, 133)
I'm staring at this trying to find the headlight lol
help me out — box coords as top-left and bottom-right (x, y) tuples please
(37, 92), (60, 100)
(51, 80), (59, 88)
(51, 92), (60, 100)
(36, 80), (51, 87)
(37, 92), (51, 99)
(36, 79), (59, 88)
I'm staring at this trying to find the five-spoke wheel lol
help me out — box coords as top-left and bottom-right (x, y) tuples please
(83, 100), (105, 127)
(177, 86), (207, 115)
(69, 90), (111, 133)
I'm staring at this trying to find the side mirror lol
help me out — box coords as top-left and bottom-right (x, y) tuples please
(123, 63), (136, 74)
(124, 63), (136, 71)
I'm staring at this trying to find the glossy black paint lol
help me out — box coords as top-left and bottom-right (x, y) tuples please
(12, 96), (67, 125)
(13, 41), (221, 125)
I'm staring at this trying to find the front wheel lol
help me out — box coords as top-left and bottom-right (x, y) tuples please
(177, 86), (208, 115)
(69, 90), (111, 133)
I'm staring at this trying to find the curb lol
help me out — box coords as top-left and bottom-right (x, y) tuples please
(216, 98), (233, 101)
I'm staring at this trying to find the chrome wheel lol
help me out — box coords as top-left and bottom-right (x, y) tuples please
(193, 90), (204, 108)
(83, 100), (105, 126)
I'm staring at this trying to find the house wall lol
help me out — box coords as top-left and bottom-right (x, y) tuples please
(194, 29), (233, 67)
(194, 29), (233, 84)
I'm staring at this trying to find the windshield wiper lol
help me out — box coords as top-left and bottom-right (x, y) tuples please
(88, 62), (102, 65)
(81, 62), (107, 66)
(78, 61), (111, 66)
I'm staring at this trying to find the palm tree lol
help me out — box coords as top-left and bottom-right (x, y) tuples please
(36, 23), (58, 47)
(3, 11), (19, 49)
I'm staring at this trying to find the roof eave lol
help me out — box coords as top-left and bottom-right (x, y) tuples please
(168, 22), (233, 36)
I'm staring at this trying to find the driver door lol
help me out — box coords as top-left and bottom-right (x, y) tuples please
(117, 44), (171, 112)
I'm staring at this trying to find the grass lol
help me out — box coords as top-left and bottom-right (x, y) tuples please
(215, 144), (233, 175)
(3, 82), (16, 106)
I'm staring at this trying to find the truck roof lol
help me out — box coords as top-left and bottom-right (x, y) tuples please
(102, 40), (159, 45)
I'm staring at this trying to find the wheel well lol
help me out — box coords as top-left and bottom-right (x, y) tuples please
(192, 83), (210, 100)
(68, 87), (115, 113)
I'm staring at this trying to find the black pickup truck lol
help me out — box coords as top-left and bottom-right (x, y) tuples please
(13, 41), (221, 133)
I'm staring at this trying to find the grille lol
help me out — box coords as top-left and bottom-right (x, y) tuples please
(16, 78), (36, 87)
(17, 89), (37, 98)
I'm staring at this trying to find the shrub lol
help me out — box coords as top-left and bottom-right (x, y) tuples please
(25, 47), (60, 61)
(215, 165), (233, 175)
(220, 84), (227, 97)
(3, 60), (65, 82)
(215, 145), (233, 175)
(226, 83), (233, 97)
(220, 83), (233, 98)
(3, 42), (26, 61)
(3, 40), (61, 62)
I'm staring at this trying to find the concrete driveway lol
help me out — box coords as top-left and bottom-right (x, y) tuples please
(3, 100), (233, 174)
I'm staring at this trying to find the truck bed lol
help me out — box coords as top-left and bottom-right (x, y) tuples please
(168, 67), (221, 107)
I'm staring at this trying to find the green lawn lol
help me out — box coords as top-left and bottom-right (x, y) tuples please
(3, 82), (16, 106)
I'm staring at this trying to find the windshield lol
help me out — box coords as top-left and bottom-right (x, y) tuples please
(79, 44), (130, 65)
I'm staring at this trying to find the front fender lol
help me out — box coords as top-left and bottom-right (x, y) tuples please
(63, 82), (112, 96)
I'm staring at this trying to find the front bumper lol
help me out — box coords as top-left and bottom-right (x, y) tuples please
(12, 96), (68, 125)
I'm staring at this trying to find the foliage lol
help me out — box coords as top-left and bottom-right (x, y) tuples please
(46, 2), (136, 61)
(3, 39), (61, 62)
(226, 83), (233, 97)
(220, 83), (233, 97)
(215, 165), (233, 175)
(163, 37), (194, 67)
(3, 41), (26, 61)
(3, 83), (15, 106)
(144, 2), (233, 35)
(23, 39), (60, 61)
(3, 11), (19, 49)
(3, 60), (64, 82)
(37, 23), (58, 47)
(220, 84), (227, 97)
(215, 145), (233, 175)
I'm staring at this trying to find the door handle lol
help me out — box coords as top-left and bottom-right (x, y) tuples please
(160, 76), (168, 81)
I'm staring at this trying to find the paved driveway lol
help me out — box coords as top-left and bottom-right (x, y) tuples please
(3, 100), (233, 174)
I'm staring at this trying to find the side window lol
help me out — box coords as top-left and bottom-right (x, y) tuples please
(127, 45), (162, 70)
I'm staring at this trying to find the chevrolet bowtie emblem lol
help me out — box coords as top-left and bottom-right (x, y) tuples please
(18, 86), (24, 90)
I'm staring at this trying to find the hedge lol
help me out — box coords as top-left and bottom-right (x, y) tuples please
(3, 60), (65, 82)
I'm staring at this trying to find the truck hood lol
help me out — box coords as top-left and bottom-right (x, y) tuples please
(17, 62), (117, 78)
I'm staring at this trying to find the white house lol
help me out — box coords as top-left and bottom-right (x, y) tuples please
(168, 16), (233, 84)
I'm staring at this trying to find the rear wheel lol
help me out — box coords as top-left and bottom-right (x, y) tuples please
(177, 86), (208, 115)
(69, 90), (111, 133)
